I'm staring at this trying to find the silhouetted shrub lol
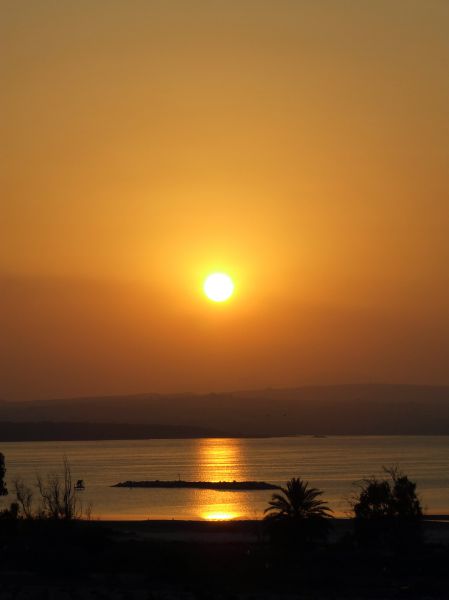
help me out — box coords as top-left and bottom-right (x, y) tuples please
(13, 478), (34, 519)
(0, 501), (19, 537)
(10, 457), (91, 521)
(0, 451), (16, 530)
(0, 501), (19, 520)
(36, 457), (90, 520)
(351, 466), (423, 549)
(0, 452), (7, 496)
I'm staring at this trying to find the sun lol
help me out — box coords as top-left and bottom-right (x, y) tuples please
(203, 273), (234, 302)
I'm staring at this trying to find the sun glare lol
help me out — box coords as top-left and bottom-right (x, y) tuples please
(203, 511), (237, 521)
(203, 273), (234, 302)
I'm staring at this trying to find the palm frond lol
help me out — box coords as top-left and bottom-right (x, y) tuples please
(264, 477), (333, 522)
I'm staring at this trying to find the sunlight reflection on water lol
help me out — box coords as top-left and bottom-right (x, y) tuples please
(1, 436), (448, 519)
(202, 511), (239, 521)
(197, 437), (245, 482)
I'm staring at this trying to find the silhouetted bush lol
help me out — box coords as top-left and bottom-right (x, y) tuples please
(11, 457), (91, 521)
(264, 477), (333, 549)
(0, 502), (18, 520)
(351, 466), (423, 549)
(13, 479), (34, 519)
(0, 452), (7, 496)
(36, 456), (78, 520)
(0, 451), (18, 533)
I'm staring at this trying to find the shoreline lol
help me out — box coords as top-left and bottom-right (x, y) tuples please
(89, 511), (449, 522)
(88, 516), (449, 545)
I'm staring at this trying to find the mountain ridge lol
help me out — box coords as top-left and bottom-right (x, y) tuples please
(1, 384), (448, 436)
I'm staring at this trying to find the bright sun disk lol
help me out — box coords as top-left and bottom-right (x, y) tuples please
(203, 273), (234, 302)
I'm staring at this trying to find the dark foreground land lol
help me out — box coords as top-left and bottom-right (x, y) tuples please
(1, 518), (449, 599)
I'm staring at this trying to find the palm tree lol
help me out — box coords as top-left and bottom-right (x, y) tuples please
(264, 477), (333, 546)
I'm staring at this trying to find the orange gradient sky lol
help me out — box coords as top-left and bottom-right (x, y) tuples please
(2, 1), (449, 400)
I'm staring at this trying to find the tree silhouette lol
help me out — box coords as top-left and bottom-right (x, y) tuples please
(353, 477), (393, 519)
(352, 466), (423, 548)
(0, 452), (18, 525)
(0, 452), (7, 496)
(264, 477), (333, 547)
(353, 466), (422, 520)
(387, 466), (422, 519)
(14, 479), (34, 519)
(36, 456), (80, 520)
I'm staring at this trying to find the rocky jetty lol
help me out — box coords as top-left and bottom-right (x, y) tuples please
(112, 480), (279, 491)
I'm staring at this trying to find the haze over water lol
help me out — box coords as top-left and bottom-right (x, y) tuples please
(2, 436), (448, 520)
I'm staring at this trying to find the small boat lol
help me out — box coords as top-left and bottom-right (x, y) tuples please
(75, 479), (85, 491)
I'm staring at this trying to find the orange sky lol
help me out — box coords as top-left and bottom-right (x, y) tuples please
(2, 1), (449, 400)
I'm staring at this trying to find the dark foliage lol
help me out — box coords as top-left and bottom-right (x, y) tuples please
(0, 502), (19, 521)
(352, 466), (423, 548)
(10, 457), (91, 521)
(0, 452), (7, 496)
(264, 477), (333, 548)
(13, 479), (34, 519)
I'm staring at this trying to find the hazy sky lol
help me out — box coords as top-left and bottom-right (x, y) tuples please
(2, 1), (449, 400)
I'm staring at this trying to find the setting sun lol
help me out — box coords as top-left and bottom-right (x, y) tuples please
(203, 273), (234, 302)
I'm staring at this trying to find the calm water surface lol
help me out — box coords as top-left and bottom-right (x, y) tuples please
(1, 436), (448, 520)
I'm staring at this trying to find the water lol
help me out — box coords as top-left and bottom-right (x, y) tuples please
(1, 436), (448, 520)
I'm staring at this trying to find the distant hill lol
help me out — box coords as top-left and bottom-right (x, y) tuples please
(1, 385), (449, 438)
(0, 421), (225, 442)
